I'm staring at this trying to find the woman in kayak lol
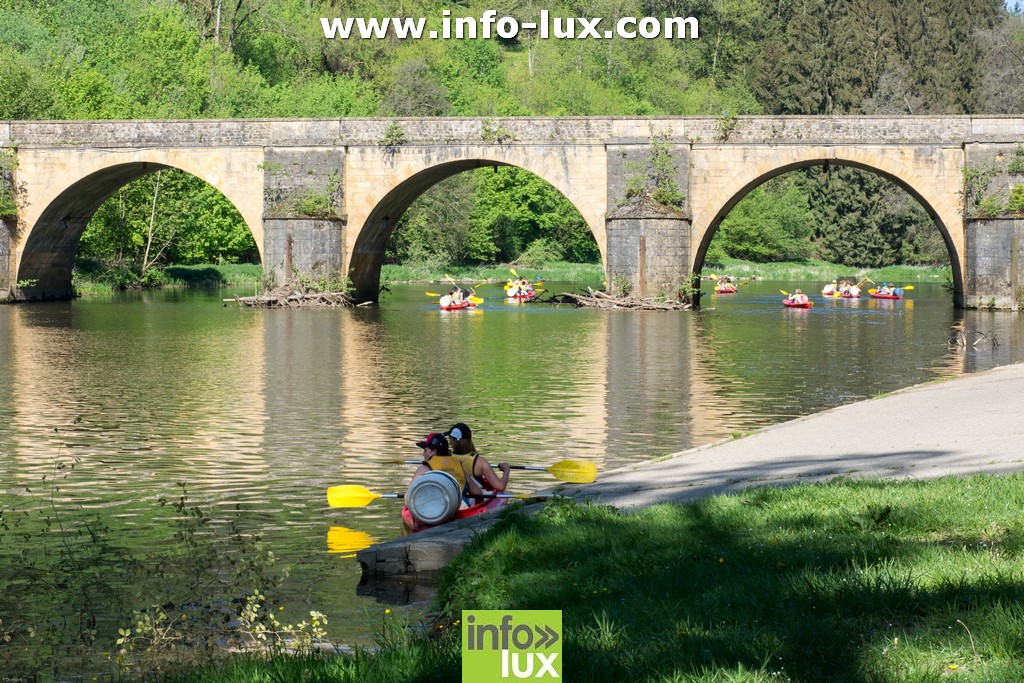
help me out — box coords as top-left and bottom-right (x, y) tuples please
(445, 422), (511, 498)
(788, 289), (809, 304)
(409, 432), (483, 506)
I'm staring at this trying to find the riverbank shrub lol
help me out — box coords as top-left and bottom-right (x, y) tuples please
(0, 436), (328, 679)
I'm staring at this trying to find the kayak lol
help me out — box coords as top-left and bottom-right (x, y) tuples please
(440, 300), (476, 310)
(782, 299), (813, 308)
(401, 496), (510, 534)
(715, 287), (737, 294)
(824, 292), (860, 299)
(870, 293), (903, 300)
(507, 291), (536, 299)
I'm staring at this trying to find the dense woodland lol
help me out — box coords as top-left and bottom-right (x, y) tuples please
(2, 0), (1023, 284)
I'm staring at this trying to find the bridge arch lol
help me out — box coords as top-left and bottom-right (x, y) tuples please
(689, 146), (965, 301)
(343, 145), (608, 300)
(15, 148), (264, 299)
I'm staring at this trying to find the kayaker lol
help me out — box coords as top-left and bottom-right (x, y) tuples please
(822, 280), (837, 295)
(444, 422), (511, 498)
(789, 289), (809, 304)
(449, 286), (466, 303)
(409, 432), (483, 505)
(879, 282), (894, 295)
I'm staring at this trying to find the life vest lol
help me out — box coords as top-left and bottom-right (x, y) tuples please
(426, 454), (478, 493)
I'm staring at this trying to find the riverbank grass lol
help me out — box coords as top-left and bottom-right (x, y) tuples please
(169, 473), (1024, 682)
(380, 261), (605, 287)
(435, 474), (1024, 682)
(708, 257), (950, 284)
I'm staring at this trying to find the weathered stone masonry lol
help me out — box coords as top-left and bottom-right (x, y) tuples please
(2, 116), (1024, 307)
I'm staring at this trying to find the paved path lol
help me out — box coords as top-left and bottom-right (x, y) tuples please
(568, 363), (1024, 509)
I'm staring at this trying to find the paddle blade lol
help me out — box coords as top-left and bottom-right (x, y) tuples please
(868, 288), (878, 294)
(510, 268), (518, 276)
(545, 460), (598, 483)
(426, 292), (441, 297)
(903, 285), (915, 290)
(468, 295), (484, 304)
(780, 290), (789, 295)
(327, 485), (383, 508)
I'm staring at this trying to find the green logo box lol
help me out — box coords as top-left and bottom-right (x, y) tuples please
(462, 609), (562, 682)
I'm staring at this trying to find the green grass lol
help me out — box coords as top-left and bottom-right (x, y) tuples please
(164, 263), (262, 287)
(380, 261), (605, 286)
(72, 263), (262, 295)
(165, 474), (1024, 682)
(707, 258), (950, 284)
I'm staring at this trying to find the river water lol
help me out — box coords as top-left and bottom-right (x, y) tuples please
(1, 280), (1021, 645)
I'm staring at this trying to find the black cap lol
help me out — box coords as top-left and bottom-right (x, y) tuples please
(415, 433), (450, 454)
(443, 423), (472, 440)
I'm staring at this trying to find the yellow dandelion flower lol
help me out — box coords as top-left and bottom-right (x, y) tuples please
(948, 664), (959, 670)
(385, 609), (391, 615)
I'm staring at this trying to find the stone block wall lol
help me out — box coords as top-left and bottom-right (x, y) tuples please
(261, 147), (346, 284)
(964, 219), (1022, 309)
(606, 210), (691, 298)
(0, 216), (10, 295)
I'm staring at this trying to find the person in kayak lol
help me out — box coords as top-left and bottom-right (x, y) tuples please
(409, 432), (483, 506)
(822, 280), (837, 295)
(444, 422), (511, 499)
(879, 282), (894, 295)
(788, 289), (809, 304)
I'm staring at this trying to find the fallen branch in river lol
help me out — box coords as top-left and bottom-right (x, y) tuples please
(537, 287), (694, 311)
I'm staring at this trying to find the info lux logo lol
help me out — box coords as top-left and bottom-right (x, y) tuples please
(462, 610), (562, 681)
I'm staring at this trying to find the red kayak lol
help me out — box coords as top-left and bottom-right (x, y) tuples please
(440, 300), (476, 311)
(507, 291), (536, 299)
(401, 496), (509, 534)
(870, 293), (903, 300)
(715, 287), (737, 294)
(782, 299), (813, 308)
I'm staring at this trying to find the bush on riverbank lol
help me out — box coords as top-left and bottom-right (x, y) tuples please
(162, 473), (1024, 682)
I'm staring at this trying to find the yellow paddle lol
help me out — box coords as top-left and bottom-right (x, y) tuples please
(468, 295), (485, 304)
(390, 458), (597, 483)
(326, 484), (531, 508)
(426, 292), (441, 297)
(780, 290), (789, 295)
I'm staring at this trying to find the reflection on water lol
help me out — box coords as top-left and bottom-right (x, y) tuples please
(1, 280), (1022, 644)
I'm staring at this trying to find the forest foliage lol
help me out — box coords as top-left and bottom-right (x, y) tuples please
(2, 0), (1023, 282)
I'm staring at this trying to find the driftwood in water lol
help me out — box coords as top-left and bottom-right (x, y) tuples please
(539, 287), (693, 311)
(225, 285), (367, 308)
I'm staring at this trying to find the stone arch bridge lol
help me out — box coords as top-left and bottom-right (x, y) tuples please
(2, 116), (1023, 308)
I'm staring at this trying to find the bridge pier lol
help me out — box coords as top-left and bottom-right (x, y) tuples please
(260, 147), (346, 289)
(606, 204), (691, 298)
(964, 218), (1024, 310)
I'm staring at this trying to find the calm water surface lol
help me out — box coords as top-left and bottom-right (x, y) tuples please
(1, 280), (1021, 643)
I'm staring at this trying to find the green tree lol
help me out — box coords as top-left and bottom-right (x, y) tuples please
(712, 176), (813, 262)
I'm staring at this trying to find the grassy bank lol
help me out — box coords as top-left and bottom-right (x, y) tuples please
(380, 261), (605, 287)
(169, 473), (1024, 682)
(708, 258), (951, 284)
(73, 263), (263, 296)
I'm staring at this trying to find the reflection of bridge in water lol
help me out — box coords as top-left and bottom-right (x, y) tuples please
(4, 117), (1024, 307)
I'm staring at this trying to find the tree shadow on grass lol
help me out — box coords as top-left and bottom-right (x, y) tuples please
(165, 266), (227, 287)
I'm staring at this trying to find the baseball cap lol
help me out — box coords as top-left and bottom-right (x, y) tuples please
(415, 433), (450, 454)
(443, 423), (472, 440)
